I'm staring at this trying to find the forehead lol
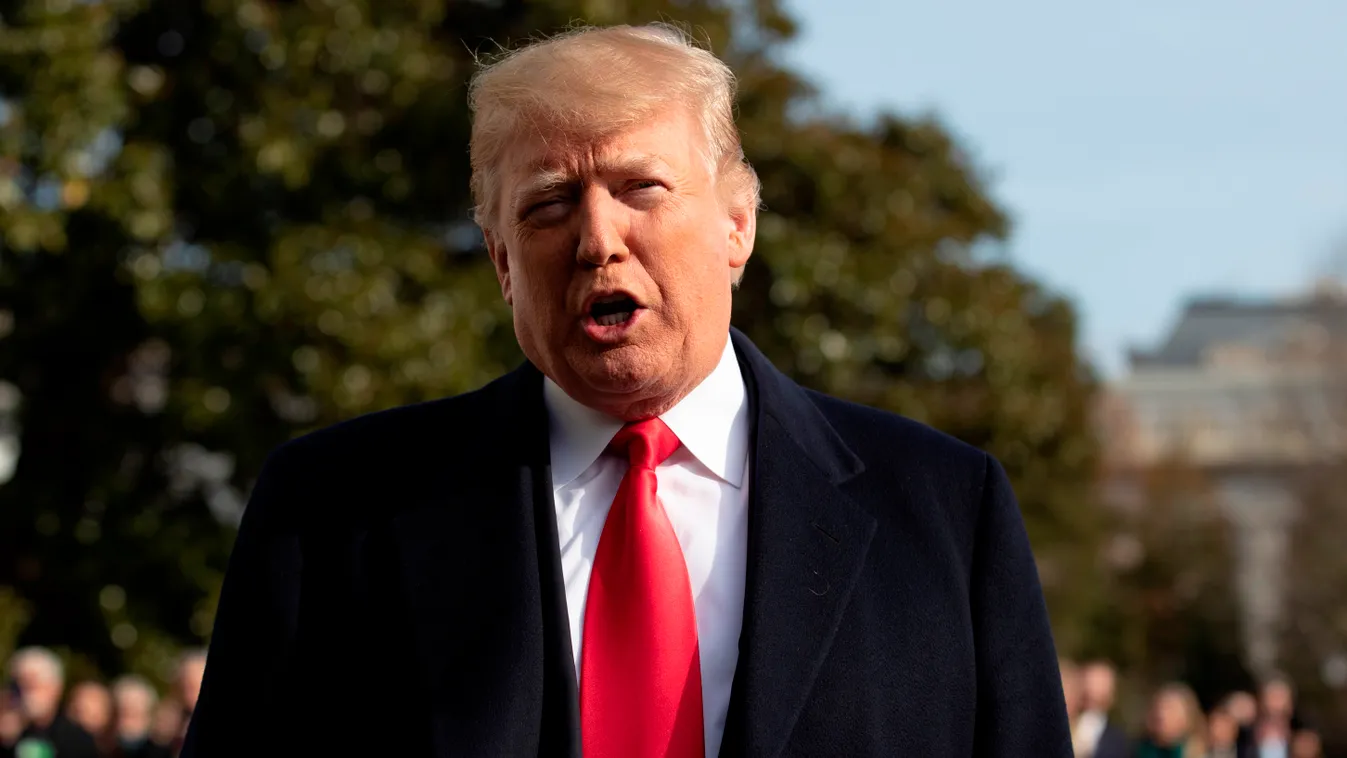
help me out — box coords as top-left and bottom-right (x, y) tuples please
(14, 660), (51, 680)
(73, 684), (110, 701)
(501, 107), (704, 188)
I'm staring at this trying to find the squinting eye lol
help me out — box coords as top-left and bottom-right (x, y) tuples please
(524, 200), (569, 223)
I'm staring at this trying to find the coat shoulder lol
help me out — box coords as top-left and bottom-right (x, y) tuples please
(280, 367), (525, 462)
(802, 389), (991, 479)
(249, 371), (524, 522)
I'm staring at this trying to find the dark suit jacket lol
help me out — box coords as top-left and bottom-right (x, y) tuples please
(1092, 720), (1131, 758)
(182, 330), (1070, 757)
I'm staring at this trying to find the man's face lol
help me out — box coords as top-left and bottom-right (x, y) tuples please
(1262, 680), (1293, 719)
(1081, 664), (1116, 710)
(66, 682), (112, 735)
(486, 106), (754, 418)
(12, 661), (61, 722)
(113, 687), (154, 736)
(1059, 668), (1081, 720)
(178, 658), (206, 711)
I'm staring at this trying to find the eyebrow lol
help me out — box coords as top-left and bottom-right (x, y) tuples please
(510, 156), (671, 209)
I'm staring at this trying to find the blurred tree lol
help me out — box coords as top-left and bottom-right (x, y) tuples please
(1282, 457), (1347, 748)
(1070, 456), (1248, 726)
(0, 0), (1102, 677)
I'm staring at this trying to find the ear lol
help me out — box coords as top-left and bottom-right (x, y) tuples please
(726, 196), (757, 272)
(483, 227), (513, 306)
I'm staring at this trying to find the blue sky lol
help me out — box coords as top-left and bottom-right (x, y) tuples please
(783, 0), (1347, 376)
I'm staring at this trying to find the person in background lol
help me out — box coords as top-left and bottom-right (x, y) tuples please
(146, 700), (181, 758)
(1135, 683), (1206, 758)
(1077, 661), (1131, 758)
(110, 676), (168, 758)
(64, 682), (113, 755)
(1061, 660), (1082, 734)
(1220, 691), (1258, 757)
(172, 652), (204, 722)
(1203, 707), (1247, 758)
(1250, 676), (1298, 758)
(0, 688), (25, 756)
(167, 651), (205, 756)
(1222, 692), (1257, 728)
(1288, 729), (1321, 758)
(5, 647), (98, 758)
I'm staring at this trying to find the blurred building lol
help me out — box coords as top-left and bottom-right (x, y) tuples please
(1101, 278), (1347, 676)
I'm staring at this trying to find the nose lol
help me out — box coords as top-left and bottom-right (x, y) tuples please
(575, 188), (630, 268)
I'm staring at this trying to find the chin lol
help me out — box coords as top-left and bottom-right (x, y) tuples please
(571, 345), (666, 396)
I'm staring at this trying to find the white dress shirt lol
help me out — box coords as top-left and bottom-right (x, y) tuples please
(1074, 709), (1106, 757)
(545, 336), (750, 758)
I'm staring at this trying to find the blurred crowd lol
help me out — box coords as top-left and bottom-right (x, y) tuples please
(1063, 659), (1324, 758)
(0, 648), (205, 758)
(0, 644), (1332, 757)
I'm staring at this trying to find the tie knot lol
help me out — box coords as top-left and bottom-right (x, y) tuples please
(607, 418), (682, 470)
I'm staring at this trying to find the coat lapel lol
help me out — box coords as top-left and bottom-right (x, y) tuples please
(390, 363), (579, 756)
(720, 330), (878, 758)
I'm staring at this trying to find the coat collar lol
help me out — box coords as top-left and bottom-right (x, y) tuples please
(718, 328), (876, 758)
(392, 329), (875, 758)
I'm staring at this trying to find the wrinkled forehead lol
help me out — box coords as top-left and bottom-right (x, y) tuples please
(497, 105), (705, 198)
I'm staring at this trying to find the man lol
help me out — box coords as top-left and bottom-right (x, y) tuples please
(3, 648), (98, 758)
(1074, 661), (1130, 758)
(110, 676), (170, 758)
(1060, 660), (1082, 727)
(1247, 676), (1300, 758)
(64, 682), (111, 753)
(171, 652), (204, 723)
(183, 23), (1069, 757)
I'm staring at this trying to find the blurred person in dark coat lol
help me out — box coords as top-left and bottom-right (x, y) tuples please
(1244, 676), (1300, 758)
(109, 677), (169, 758)
(0, 689), (24, 755)
(2, 647), (98, 758)
(1289, 728), (1321, 758)
(162, 652), (204, 757)
(1135, 683), (1206, 758)
(182, 22), (1071, 758)
(1076, 661), (1131, 758)
(146, 700), (181, 758)
(64, 682), (112, 755)
(1204, 707), (1251, 758)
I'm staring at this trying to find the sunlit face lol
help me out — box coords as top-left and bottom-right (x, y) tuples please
(485, 105), (755, 419)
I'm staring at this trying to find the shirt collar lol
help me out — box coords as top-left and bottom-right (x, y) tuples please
(544, 335), (749, 489)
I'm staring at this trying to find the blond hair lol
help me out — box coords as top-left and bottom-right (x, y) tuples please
(1156, 682), (1207, 755)
(467, 23), (760, 231)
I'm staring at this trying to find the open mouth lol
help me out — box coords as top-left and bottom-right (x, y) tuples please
(588, 294), (641, 327)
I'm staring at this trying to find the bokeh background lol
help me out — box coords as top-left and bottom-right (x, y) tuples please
(1, 0), (1344, 754)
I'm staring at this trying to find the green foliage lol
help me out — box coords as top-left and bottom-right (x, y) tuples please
(0, 0), (1102, 674)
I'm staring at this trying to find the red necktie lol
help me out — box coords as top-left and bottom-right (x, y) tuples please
(580, 418), (705, 758)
